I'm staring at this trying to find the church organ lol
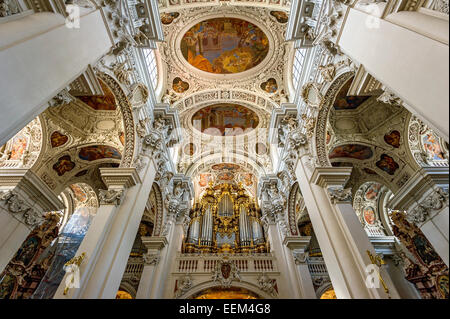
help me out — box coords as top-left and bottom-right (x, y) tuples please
(183, 183), (268, 254)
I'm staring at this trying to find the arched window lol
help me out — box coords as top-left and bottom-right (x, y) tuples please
(143, 48), (158, 90)
(292, 48), (306, 91)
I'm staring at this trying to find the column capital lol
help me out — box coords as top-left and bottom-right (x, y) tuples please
(0, 169), (64, 228)
(311, 167), (352, 187)
(0, 168), (64, 212)
(369, 236), (397, 256)
(388, 167), (449, 226)
(99, 167), (141, 190)
(283, 236), (311, 251)
(141, 236), (168, 266)
(141, 236), (169, 251)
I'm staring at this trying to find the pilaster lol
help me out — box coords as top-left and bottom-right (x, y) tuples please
(0, 168), (64, 273)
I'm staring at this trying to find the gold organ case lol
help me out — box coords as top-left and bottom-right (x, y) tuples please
(183, 183), (268, 254)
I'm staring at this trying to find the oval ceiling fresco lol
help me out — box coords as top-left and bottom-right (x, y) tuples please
(181, 18), (269, 74)
(191, 104), (259, 136)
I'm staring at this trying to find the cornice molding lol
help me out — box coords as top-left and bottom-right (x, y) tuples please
(0, 169), (64, 212)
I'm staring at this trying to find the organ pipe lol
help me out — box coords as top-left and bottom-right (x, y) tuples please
(183, 183), (267, 254)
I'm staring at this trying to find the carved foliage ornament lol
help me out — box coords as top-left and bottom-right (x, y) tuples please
(0, 190), (44, 227)
(407, 187), (449, 225)
(257, 273), (278, 297)
(327, 187), (352, 204)
(98, 189), (124, 206)
(143, 251), (160, 265)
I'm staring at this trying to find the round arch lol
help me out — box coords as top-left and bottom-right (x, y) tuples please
(178, 281), (275, 299)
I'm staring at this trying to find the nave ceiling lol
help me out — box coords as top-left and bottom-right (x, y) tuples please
(156, 3), (293, 194)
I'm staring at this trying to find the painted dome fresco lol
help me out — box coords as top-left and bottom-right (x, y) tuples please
(191, 104), (259, 136)
(180, 18), (269, 74)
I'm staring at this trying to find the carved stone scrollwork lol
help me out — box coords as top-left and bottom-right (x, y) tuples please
(0, 0), (20, 17)
(175, 274), (193, 298)
(327, 187), (352, 204)
(143, 131), (163, 155)
(0, 190), (45, 227)
(318, 63), (336, 82)
(48, 89), (74, 107)
(288, 128), (308, 152)
(377, 88), (402, 106)
(278, 115), (299, 148)
(407, 187), (449, 225)
(143, 252), (160, 266)
(257, 273), (278, 297)
(212, 260), (241, 288)
(293, 251), (308, 265)
(98, 189), (124, 206)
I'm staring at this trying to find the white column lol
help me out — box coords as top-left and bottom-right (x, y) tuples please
(388, 167), (449, 266)
(0, 169), (64, 273)
(135, 236), (168, 299)
(0, 9), (113, 145)
(152, 220), (184, 299)
(284, 236), (317, 299)
(296, 160), (398, 298)
(420, 207), (449, 266)
(336, 7), (449, 140)
(53, 164), (156, 299)
(265, 221), (296, 298)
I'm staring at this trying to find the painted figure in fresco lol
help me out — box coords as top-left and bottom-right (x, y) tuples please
(172, 77), (189, 93)
(50, 131), (68, 148)
(270, 11), (289, 23)
(78, 145), (121, 161)
(333, 78), (370, 110)
(212, 163), (240, 171)
(198, 174), (211, 187)
(181, 18), (269, 74)
(191, 104), (259, 136)
(365, 183), (381, 200)
(53, 155), (75, 176)
(16, 237), (40, 266)
(218, 172), (234, 181)
(160, 12), (179, 25)
(413, 234), (440, 265)
(423, 132), (445, 160)
(261, 78), (278, 93)
(70, 184), (88, 203)
(8, 134), (27, 160)
(437, 275), (449, 299)
(376, 154), (399, 175)
(363, 207), (376, 225)
(329, 144), (373, 160)
(78, 79), (116, 111)
(384, 130), (401, 148)
(0, 274), (17, 299)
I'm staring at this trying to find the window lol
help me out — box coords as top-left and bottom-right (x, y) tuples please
(143, 48), (158, 90)
(292, 48), (306, 91)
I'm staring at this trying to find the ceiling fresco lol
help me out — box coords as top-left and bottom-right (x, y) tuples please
(191, 104), (259, 136)
(181, 18), (269, 74)
(78, 79), (117, 111)
(333, 77), (370, 110)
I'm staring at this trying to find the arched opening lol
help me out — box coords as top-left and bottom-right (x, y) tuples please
(191, 286), (261, 299)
